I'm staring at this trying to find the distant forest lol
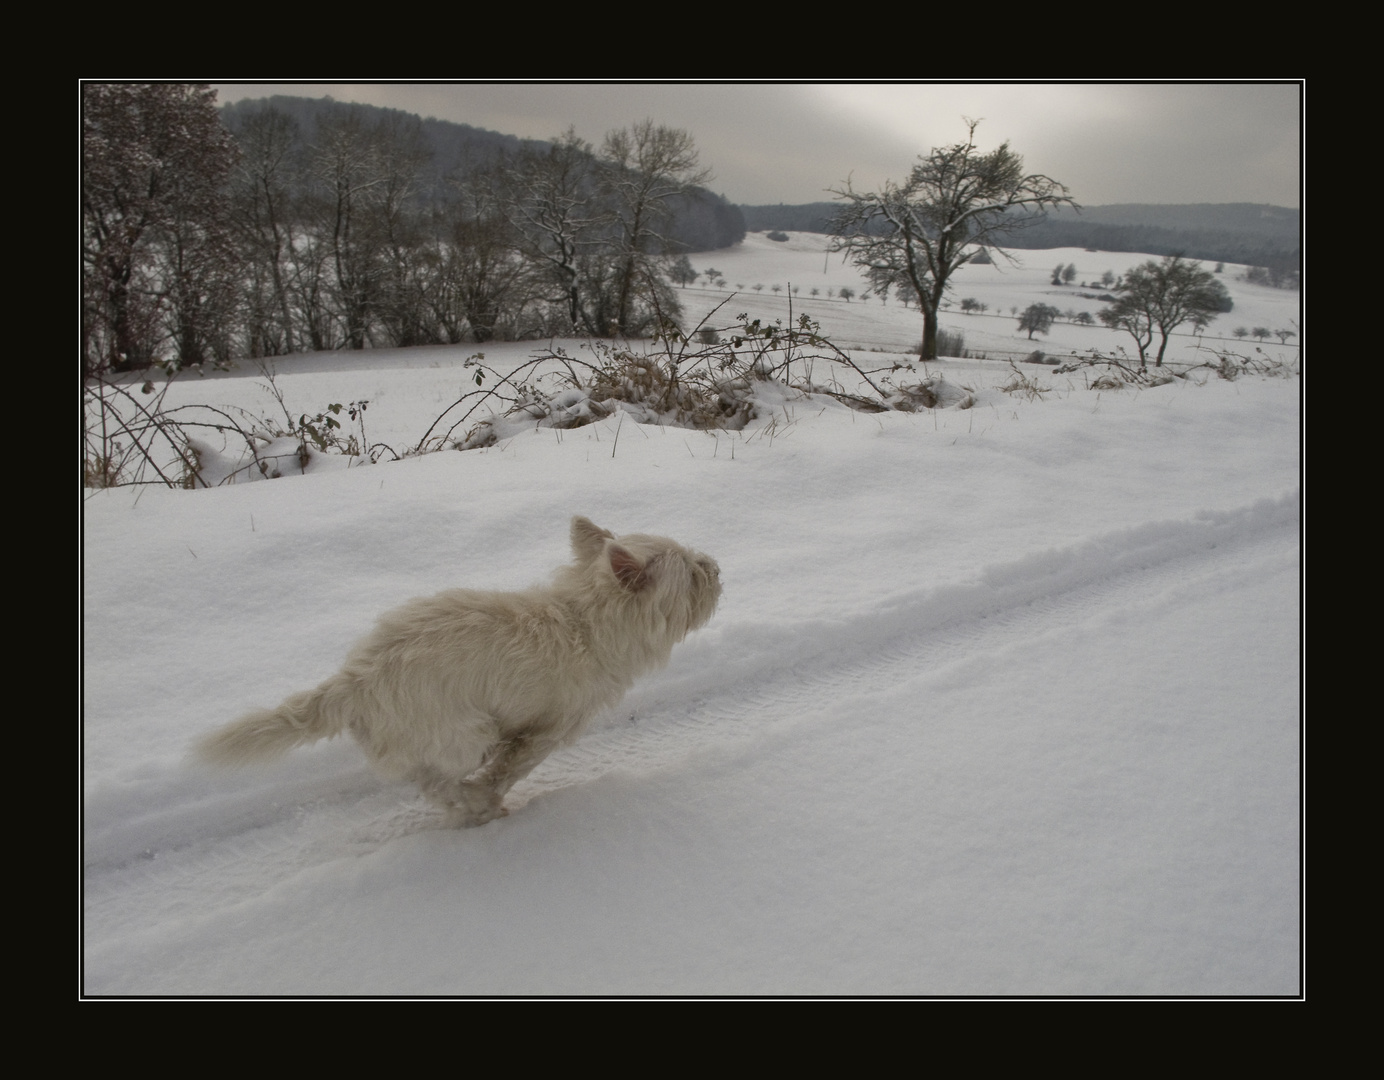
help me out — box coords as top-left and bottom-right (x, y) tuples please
(741, 201), (1300, 275)
(222, 96), (749, 255)
(84, 87), (753, 374)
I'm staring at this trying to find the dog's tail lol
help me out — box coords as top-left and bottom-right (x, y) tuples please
(196, 684), (345, 766)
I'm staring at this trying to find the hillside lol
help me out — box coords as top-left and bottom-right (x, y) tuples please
(216, 95), (1296, 269)
(741, 201), (1300, 270)
(218, 95), (746, 253)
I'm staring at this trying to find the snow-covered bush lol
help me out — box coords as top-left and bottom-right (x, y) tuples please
(440, 310), (898, 451)
(83, 362), (396, 489)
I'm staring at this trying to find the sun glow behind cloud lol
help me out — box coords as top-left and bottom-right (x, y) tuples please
(210, 82), (1300, 207)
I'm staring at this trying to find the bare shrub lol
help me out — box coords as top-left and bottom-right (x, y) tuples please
(1054, 344), (1298, 391)
(998, 362), (1050, 401)
(83, 362), (399, 489)
(889, 377), (975, 411)
(427, 291), (906, 451)
(934, 328), (967, 358)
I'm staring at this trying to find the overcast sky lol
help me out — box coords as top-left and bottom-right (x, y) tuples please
(211, 82), (1301, 209)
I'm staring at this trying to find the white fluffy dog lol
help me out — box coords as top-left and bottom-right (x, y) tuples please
(198, 516), (721, 826)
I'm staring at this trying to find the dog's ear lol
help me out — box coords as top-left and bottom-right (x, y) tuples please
(571, 516), (614, 562)
(607, 544), (649, 591)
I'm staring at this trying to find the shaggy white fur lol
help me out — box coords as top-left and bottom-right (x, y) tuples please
(197, 516), (721, 826)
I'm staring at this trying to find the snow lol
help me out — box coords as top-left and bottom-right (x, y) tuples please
(686, 234), (1296, 361)
(83, 234), (1302, 997)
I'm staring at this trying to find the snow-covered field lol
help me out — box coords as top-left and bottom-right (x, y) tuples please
(678, 232), (1298, 361)
(83, 234), (1302, 997)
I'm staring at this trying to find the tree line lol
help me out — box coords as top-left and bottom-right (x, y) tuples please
(746, 200), (1299, 277)
(83, 85), (744, 376)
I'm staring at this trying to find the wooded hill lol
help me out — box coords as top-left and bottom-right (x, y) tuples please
(220, 96), (747, 254)
(740, 200), (1300, 271)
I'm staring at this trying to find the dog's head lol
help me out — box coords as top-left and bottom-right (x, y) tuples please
(569, 516), (721, 637)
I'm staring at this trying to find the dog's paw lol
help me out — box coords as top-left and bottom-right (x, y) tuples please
(444, 802), (508, 828)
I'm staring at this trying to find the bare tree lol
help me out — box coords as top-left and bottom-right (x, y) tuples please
(372, 113), (437, 347)
(669, 255), (698, 287)
(434, 168), (532, 342)
(502, 128), (605, 334)
(600, 121), (711, 335)
(1098, 256), (1233, 368)
(1017, 303), (1060, 339)
(229, 104), (301, 356)
(831, 120), (1076, 359)
(306, 108), (388, 349)
(158, 168), (241, 368)
(83, 83), (239, 374)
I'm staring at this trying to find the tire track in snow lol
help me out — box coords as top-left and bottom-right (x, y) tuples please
(517, 490), (1300, 802)
(84, 491), (1299, 945)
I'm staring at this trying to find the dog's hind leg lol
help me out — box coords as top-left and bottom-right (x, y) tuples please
(424, 729), (569, 828)
(474, 729), (567, 798)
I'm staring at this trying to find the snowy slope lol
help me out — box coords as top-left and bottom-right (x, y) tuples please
(82, 238), (1302, 996)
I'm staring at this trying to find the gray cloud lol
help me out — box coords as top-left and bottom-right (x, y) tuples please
(211, 82), (1301, 208)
